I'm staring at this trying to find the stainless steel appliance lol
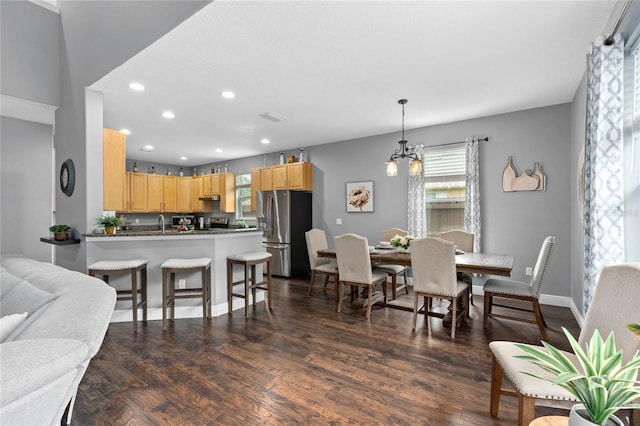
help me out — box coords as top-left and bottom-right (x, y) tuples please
(257, 190), (312, 277)
(171, 215), (195, 228)
(209, 217), (229, 228)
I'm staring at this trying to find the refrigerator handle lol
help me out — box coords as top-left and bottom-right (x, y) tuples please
(267, 194), (273, 240)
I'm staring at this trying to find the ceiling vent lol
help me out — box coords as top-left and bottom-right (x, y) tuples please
(259, 112), (285, 123)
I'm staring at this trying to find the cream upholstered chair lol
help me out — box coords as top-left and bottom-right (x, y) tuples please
(335, 233), (387, 320)
(489, 263), (640, 426)
(483, 236), (555, 341)
(375, 228), (409, 300)
(305, 229), (339, 298)
(410, 237), (469, 339)
(440, 229), (475, 305)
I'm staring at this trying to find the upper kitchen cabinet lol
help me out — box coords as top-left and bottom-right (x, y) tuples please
(147, 174), (164, 212)
(103, 129), (126, 211)
(260, 167), (273, 191)
(285, 162), (313, 190)
(272, 164), (288, 189)
(176, 176), (192, 212)
(203, 173), (221, 197)
(219, 172), (236, 213)
(192, 175), (205, 213)
(163, 175), (177, 212)
(129, 172), (148, 212)
(250, 168), (261, 211)
(250, 163), (313, 211)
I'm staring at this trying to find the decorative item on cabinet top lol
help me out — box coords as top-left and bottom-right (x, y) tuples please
(502, 156), (546, 192)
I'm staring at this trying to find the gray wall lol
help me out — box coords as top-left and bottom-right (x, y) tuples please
(0, 1), (60, 106)
(1, 117), (53, 262)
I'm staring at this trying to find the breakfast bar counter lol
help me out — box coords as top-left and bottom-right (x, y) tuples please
(85, 229), (264, 323)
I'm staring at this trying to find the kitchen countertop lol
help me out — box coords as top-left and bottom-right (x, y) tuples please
(84, 228), (259, 237)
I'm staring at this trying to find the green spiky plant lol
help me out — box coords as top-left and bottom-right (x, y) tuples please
(516, 327), (640, 425)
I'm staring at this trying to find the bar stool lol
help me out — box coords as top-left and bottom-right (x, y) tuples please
(227, 251), (272, 317)
(88, 259), (147, 332)
(161, 257), (211, 331)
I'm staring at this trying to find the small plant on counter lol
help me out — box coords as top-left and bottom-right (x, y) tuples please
(96, 215), (125, 235)
(49, 224), (71, 241)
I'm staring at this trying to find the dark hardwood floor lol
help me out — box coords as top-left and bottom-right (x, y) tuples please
(75, 276), (581, 425)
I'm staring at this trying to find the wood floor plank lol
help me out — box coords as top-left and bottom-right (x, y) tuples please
(75, 275), (581, 425)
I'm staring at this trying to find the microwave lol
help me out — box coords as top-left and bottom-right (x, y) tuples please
(171, 215), (195, 228)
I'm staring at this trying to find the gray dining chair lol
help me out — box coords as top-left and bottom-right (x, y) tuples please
(335, 233), (387, 320)
(440, 229), (475, 305)
(489, 263), (640, 426)
(305, 229), (339, 299)
(410, 237), (469, 339)
(483, 236), (555, 341)
(375, 228), (409, 300)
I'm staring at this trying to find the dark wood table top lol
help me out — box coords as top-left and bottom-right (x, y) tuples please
(317, 248), (514, 277)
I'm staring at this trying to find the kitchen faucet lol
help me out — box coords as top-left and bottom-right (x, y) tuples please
(158, 214), (165, 233)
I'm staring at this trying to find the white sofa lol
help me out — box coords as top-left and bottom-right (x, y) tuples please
(0, 254), (116, 425)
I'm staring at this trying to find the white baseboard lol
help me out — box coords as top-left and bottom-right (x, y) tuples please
(110, 292), (265, 323)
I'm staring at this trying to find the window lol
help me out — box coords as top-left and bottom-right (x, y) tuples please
(235, 173), (255, 221)
(424, 144), (466, 236)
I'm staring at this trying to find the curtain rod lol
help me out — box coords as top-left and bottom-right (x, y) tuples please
(423, 136), (489, 149)
(604, 0), (633, 45)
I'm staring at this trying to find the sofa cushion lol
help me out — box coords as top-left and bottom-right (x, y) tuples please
(0, 312), (27, 342)
(1, 280), (56, 317)
(0, 339), (89, 407)
(0, 271), (22, 298)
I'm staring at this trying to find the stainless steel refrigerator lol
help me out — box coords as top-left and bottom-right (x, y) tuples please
(257, 190), (312, 277)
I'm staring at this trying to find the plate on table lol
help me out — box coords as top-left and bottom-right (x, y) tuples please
(376, 245), (396, 250)
(455, 249), (465, 255)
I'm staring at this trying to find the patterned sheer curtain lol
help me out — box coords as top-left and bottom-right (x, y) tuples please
(464, 137), (481, 252)
(583, 34), (625, 313)
(407, 144), (426, 237)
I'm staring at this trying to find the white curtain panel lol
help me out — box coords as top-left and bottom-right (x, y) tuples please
(583, 34), (625, 313)
(407, 145), (426, 237)
(464, 137), (481, 253)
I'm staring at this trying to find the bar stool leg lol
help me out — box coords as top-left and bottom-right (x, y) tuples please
(201, 266), (207, 322)
(251, 264), (257, 307)
(227, 260), (233, 315)
(131, 268), (138, 333)
(162, 268), (168, 331)
(267, 259), (272, 309)
(141, 265), (147, 323)
(244, 261), (250, 318)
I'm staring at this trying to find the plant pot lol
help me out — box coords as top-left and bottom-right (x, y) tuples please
(105, 226), (117, 235)
(569, 404), (623, 426)
(53, 231), (69, 241)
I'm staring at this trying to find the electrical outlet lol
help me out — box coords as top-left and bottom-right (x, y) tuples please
(178, 279), (186, 289)
(336, 218), (342, 225)
(135, 219), (139, 224)
(525, 267), (533, 276)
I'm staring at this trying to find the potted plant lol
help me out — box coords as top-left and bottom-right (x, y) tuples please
(49, 224), (71, 241)
(516, 327), (640, 426)
(390, 234), (416, 253)
(96, 215), (124, 235)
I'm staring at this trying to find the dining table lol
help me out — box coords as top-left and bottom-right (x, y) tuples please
(316, 247), (515, 312)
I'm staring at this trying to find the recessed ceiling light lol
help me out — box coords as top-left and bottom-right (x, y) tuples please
(180, 156), (187, 161)
(222, 91), (235, 99)
(162, 111), (175, 119)
(261, 139), (270, 144)
(129, 82), (145, 91)
(140, 145), (154, 152)
(215, 149), (223, 153)
(120, 128), (131, 135)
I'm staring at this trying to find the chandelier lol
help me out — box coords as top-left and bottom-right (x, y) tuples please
(386, 99), (422, 176)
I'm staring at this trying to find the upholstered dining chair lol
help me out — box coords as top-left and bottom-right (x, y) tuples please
(489, 263), (640, 426)
(305, 229), (339, 298)
(410, 237), (469, 339)
(483, 236), (555, 341)
(335, 233), (387, 320)
(440, 229), (475, 305)
(375, 228), (409, 300)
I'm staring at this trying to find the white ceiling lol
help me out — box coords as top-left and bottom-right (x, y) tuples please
(91, 0), (619, 167)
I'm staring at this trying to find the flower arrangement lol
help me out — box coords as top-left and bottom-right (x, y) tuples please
(390, 234), (416, 253)
(177, 217), (191, 233)
(516, 327), (640, 425)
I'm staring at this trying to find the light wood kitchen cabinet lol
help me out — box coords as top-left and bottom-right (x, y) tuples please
(177, 177), (192, 212)
(286, 162), (313, 190)
(129, 172), (148, 212)
(103, 129), (126, 211)
(192, 175), (205, 213)
(219, 172), (236, 213)
(250, 168), (261, 211)
(260, 167), (273, 191)
(272, 165), (288, 189)
(147, 174), (164, 212)
(163, 176), (177, 212)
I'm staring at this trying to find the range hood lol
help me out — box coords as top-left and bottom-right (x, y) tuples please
(198, 195), (220, 201)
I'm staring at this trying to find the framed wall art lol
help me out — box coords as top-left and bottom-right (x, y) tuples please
(346, 181), (374, 213)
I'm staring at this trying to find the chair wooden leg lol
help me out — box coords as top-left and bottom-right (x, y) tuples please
(450, 296), (457, 339)
(483, 291), (491, 329)
(403, 270), (409, 294)
(322, 274), (329, 288)
(391, 273), (397, 300)
(307, 271), (316, 295)
(412, 292), (419, 329)
(365, 284), (372, 320)
(337, 282), (344, 313)
(532, 299), (549, 341)
(518, 394), (536, 426)
(489, 354), (503, 417)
